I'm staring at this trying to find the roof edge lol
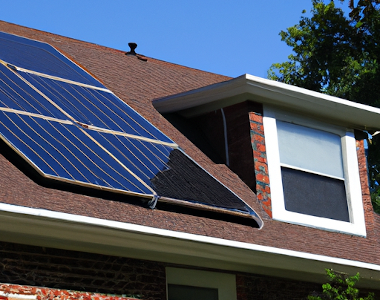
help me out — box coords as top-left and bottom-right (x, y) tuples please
(153, 74), (380, 132)
(1, 202), (380, 289)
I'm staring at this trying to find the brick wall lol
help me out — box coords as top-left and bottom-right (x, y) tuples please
(236, 272), (380, 300)
(223, 102), (261, 193)
(236, 273), (320, 300)
(1, 241), (379, 300)
(0, 284), (138, 300)
(249, 111), (272, 218)
(0, 243), (166, 300)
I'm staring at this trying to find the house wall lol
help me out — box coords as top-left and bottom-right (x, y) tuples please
(193, 102), (261, 194)
(248, 110), (272, 219)
(0, 284), (139, 300)
(0, 241), (328, 300)
(193, 101), (271, 218)
(183, 100), (380, 264)
(193, 100), (378, 224)
(0, 242), (166, 300)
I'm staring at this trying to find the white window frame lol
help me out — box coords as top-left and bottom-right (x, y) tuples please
(263, 106), (366, 236)
(166, 267), (237, 300)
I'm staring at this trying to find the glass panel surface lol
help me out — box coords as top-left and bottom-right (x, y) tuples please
(0, 31), (103, 88)
(277, 120), (344, 178)
(85, 131), (254, 214)
(0, 111), (152, 195)
(168, 284), (218, 300)
(282, 167), (349, 221)
(87, 130), (172, 186)
(151, 149), (253, 213)
(0, 64), (66, 118)
(22, 73), (173, 142)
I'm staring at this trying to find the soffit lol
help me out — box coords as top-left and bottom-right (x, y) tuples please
(153, 74), (380, 132)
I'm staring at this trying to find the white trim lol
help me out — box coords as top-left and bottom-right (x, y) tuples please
(272, 109), (347, 137)
(153, 74), (380, 132)
(279, 163), (345, 181)
(166, 267), (236, 300)
(263, 106), (366, 236)
(0, 292), (37, 300)
(0, 202), (378, 272)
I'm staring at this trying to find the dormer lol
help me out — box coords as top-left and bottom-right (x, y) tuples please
(153, 74), (380, 237)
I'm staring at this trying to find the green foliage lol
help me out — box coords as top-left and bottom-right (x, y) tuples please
(268, 0), (380, 213)
(268, 0), (377, 101)
(308, 269), (374, 300)
(369, 134), (380, 211)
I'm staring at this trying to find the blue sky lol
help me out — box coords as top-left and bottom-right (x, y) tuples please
(0, 1), (347, 78)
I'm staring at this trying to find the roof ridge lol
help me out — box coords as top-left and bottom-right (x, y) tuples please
(0, 20), (231, 80)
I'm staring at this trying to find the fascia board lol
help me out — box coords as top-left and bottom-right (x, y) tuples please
(1, 203), (380, 289)
(153, 74), (380, 132)
(153, 75), (247, 113)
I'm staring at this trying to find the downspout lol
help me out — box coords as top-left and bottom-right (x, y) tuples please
(221, 108), (229, 166)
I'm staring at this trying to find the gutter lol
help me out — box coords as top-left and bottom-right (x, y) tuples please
(0, 203), (380, 289)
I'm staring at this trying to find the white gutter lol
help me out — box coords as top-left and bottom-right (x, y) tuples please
(1, 203), (380, 288)
(153, 74), (380, 132)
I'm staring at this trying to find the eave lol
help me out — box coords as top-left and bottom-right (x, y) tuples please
(153, 74), (380, 132)
(1, 203), (380, 289)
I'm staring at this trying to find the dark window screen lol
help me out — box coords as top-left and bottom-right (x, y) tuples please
(281, 167), (349, 222)
(168, 284), (218, 300)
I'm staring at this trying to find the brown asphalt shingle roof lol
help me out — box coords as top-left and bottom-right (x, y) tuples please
(1, 20), (380, 267)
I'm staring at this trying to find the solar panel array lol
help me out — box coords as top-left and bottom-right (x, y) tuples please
(0, 31), (262, 226)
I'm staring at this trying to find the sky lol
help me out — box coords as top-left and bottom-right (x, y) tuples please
(0, 0), (348, 79)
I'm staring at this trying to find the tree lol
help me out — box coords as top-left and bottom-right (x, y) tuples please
(308, 269), (374, 300)
(268, 0), (380, 212)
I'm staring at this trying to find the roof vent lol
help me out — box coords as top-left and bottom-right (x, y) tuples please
(126, 42), (137, 56)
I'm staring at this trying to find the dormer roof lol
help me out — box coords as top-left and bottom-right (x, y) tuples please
(153, 74), (380, 132)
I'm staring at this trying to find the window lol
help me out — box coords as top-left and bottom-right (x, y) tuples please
(166, 267), (237, 300)
(168, 284), (218, 300)
(263, 107), (366, 236)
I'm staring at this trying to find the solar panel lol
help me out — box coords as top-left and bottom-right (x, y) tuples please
(21, 72), (172, 142)
(0, 111), (153, 195)
(0, 31), (262, 227)
(0, 63), (66, 117)
(0, 31), (103, 88)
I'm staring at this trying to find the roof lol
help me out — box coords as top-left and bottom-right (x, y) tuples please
(1, 20), (380, 288)
(0, 30), (262, 226)
(153, 74), (380, 132)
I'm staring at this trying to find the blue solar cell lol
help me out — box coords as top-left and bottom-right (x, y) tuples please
(0, 111), (153, 196)
(0, 64), (67, 118)
(20, 72), (173, 143)
(0, 31), (103, 88)
(88, 130), (172, 186)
